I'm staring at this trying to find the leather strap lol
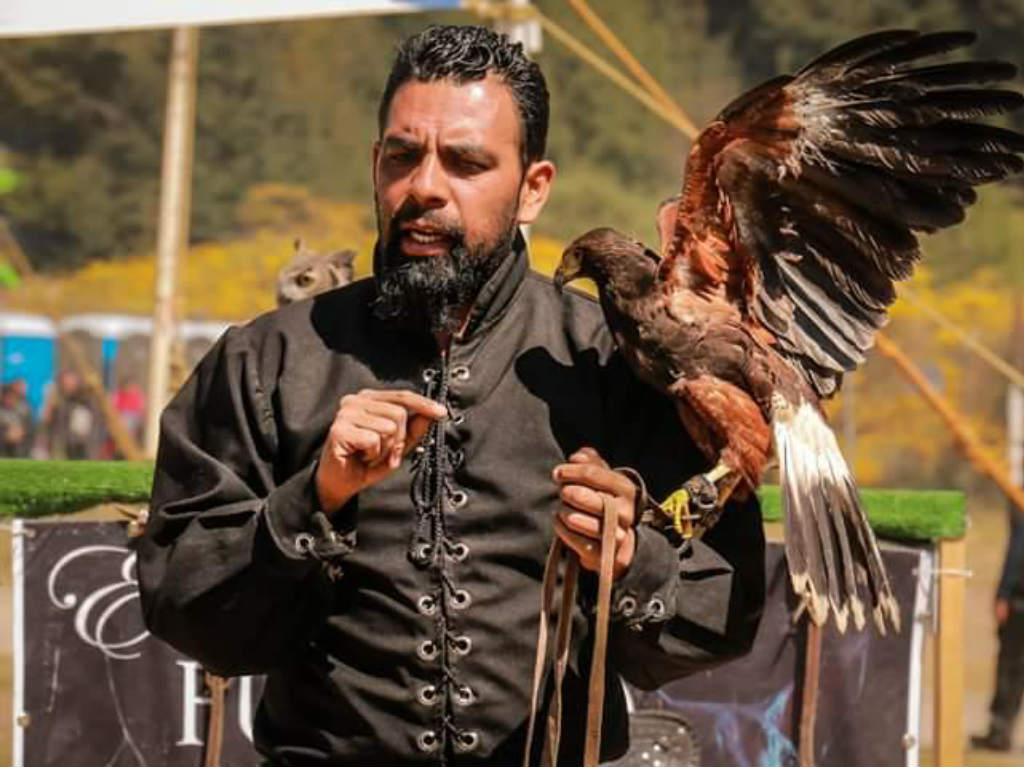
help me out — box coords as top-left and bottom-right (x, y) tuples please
(524, 498), (618, 767)
(584, 498), (617, 767)
(203, 672), (230, 767)
(524, 536), (563, 767)
(547, 551), (578, 763)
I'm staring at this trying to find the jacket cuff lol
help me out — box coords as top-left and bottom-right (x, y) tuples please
(263, 462), (357, 574)
(610, 525), (678, 626)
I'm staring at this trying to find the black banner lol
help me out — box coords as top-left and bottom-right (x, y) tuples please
(12, 520), (262, 767)
(12, 522), (926, 767)
(630, 542), (928, 767)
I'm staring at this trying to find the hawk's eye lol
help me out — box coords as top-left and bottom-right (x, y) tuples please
(296, 272), (314, 288)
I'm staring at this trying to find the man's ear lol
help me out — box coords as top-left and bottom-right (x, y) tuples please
(517, 159), (556, 226)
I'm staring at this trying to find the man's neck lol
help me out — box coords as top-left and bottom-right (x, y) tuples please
(434, 304), (474, 352)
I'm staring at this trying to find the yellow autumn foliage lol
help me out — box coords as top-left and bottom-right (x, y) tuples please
(6, 183), (571, 321)
(4, 183), (1022, 499)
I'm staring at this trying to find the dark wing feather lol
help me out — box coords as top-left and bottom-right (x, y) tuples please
(663, 29), (1024, 398)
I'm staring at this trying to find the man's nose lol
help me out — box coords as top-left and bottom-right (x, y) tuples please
(408, 154), (448, 210)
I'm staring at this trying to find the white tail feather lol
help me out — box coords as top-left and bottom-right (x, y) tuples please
(773, 397), (899, 634)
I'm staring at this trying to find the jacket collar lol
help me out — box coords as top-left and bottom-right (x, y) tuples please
(461, 229), (528, 339)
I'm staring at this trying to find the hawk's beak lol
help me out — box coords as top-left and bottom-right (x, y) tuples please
(553, 258), (581, 293)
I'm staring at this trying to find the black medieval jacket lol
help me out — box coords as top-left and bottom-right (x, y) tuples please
(137, 238), (766, 766)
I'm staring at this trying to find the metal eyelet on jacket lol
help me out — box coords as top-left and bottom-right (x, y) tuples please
(617, 595), (638, 617)
(648, 597), (666, 618)
(416, 730), (439, 753)
(416, 684), (438, 707)
(416, 640), (438, 662)
(449, 588), (472, 610)
(417, 595), (438, 616)
(450, 448), (465, 468)
(451, 412), (466, 426)
(451, 365), (471, 382)
(448, 542), (470, 562)
(422, 368), (438, 384)
(454, 730), (480, 753)
(412, 542), (434, 563)
(450, 634), (472, 656)
(453, 684), (476, 707)
(294, 533), (315, 554)
(450, 490), (468, 509)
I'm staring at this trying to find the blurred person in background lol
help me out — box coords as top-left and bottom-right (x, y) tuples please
(974, 504), (1024, 751)
(43, 369), (102, 459)
(112, 374), (146, 449)
(0, 380), (31, 457)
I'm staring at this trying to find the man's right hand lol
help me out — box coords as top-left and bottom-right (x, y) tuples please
(315, 389), (446, 513)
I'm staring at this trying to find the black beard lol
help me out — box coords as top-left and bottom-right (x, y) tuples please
(373, 212), (517, 337)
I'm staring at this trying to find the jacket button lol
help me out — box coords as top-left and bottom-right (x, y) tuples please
(417, 595), (438, 616)
(416, 730), (439, 753)
(454, 730), (480, 753)
(451, 365), (471, 381)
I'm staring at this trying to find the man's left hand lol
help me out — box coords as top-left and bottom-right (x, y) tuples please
(552, 447), (636, 579)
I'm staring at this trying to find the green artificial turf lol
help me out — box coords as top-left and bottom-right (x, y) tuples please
(757, 485), (965, 541)
(0, 459), (154, 518)
(0, 460), (965, 540)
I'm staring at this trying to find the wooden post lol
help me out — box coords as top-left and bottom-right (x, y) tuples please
(934, 537), (966, 766)
(144, 26), (199, 457)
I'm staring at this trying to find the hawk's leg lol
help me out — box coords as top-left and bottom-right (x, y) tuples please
(660, 462), (740, 537)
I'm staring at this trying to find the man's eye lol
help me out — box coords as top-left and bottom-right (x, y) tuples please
(456, 159), (488, 174)
(387, 151), (417, 164)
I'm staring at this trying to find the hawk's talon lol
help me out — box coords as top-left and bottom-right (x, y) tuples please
(684, 474), (719, 512)
(660, 488), (691, 535)
(659, 468), (730, 538)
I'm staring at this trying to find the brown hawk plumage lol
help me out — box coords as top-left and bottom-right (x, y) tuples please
(556, 30), (1024, 634)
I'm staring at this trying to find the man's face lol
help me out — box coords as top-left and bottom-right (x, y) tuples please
(372, 75), (553, 334)
(375, 75), (525, 263)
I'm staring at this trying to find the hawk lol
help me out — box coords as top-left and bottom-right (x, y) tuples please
(555, 30), (1024, 634)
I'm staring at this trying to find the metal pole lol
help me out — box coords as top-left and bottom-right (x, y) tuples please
(144, 26), (199, 457)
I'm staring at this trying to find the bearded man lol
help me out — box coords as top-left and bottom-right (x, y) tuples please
(138, 25), (765, 767)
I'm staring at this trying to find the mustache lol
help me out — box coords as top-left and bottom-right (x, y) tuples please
(389, 201), (464, 244)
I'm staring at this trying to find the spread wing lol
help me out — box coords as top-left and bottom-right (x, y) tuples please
(661, 30), (1024, 397)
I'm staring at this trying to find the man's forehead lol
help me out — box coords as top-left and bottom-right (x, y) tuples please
(382, 75), (521, 149)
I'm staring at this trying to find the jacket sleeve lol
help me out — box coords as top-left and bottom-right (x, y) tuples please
(599, 355), (766, 689)
(136, 326), (353, 676)
(607, 493), (765, 689)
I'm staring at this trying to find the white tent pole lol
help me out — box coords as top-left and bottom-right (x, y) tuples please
(144, 26), (199, 458)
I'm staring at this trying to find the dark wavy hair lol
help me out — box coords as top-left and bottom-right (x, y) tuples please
(378, 25), (549, 165)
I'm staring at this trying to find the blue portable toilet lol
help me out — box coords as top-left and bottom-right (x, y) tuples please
(0, 312), (56, 417)
(58, 314), (153, 391)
